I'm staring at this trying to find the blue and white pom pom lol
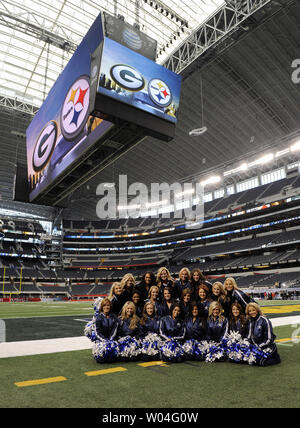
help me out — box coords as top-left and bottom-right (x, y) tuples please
(93, 297), (103, 317)
(194, 340), (226, 363)
(84, 297), (104, 342)
(118, 336), (141, 361)
(160, 339), (185, 363)
(182, 339), (204, 361)
(92, 339), (119, 363)
(182, 339), (196, 359)
(84, 320), (98, 342)
(205, 341), (227, 363)
(223, 332), (273, 365)
(140, 333), (164, 361)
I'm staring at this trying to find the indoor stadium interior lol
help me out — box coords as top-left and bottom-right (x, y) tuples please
(0, 0), (299, 410)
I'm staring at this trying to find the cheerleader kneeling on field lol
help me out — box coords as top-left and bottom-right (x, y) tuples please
(246, 302), (281, 367)
(139, 301), (163, 361)
(117, 301), (141, 361)
(182, 302), (207, 361)
(89, 297), (120, 363)
(205, 301), (229, 362)
(159, 303), (186, 363)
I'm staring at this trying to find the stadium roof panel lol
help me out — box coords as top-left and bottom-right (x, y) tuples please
(0, 0), (225, 107)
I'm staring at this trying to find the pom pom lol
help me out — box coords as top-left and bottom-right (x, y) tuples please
(118, 336), (141, 361)
(92, 339), (119, 363)
(222, 332), (273, 365)
(84, 297), (103, 342)
(160, 339), (185, 363)
(204, 341), (226, 363)
(93, 297), (103, 317)
(192, 340), (226, 363)
(84, 318), (98, 342)
(140, 333), (164, 360)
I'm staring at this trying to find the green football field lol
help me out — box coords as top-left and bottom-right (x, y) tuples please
(0, 300), (299, 408)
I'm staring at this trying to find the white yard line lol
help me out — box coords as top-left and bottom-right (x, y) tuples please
(0, 336), (92, 358)
(0, 315), (299, 359)
(270, 315), (300, 327)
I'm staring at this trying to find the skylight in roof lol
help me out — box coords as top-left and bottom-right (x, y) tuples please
(0, 0), (225, 107)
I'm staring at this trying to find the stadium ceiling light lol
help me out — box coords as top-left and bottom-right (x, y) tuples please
(290, 140), (300, 152)
(248, 153), (274, 167)
(275, 148), (290, 157)
(175, 188), (195, 198)
(224, 162), (249, 176)
(200, 175), (221, 186)
(240, 162), (248, 171)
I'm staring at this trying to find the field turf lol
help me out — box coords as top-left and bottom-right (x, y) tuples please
(0, 300), (299, 408)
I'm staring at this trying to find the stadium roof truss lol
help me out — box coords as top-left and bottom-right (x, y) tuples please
(0, 0), (226, 110)
(0, 0), (287, 110)
(164, 0), (278, 76)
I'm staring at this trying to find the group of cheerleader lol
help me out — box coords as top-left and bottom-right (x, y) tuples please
(84, 267), (281, 367)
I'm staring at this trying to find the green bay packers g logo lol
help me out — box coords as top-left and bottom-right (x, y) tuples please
(110, 64), (145, 91)
(32, 120), (57, 173)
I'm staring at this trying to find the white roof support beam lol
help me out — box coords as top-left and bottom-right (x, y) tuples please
(163, 0), (273, 75)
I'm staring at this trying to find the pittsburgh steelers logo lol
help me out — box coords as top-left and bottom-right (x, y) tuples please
(32, 121), (57, 172)
(60, 75), (90, 141)
(148, 79), (172, 108)
(110, 64), (145, 91)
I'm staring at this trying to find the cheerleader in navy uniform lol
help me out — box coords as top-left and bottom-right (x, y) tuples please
(131, 290), (144, 318)
(91, 298), (119, 363)
(159, 287), (175, 317)
(211, 282), (226, 308)
(174, 267), (192, 299)
(228, 303), (249, 338)
(156, 267), (177, 301)
(179, 288), (193, 320)
(191, 268), (212, 297)
(120, 273), (136, 300)
(207, 301), (228, 343)
(246, 302), (281, 366)
(159, 303), (186, 362)
(145, 285), (161, 315)
(185, 303), (206, 341)
(196, 285), (212, 319)
(134, 271), (156, 302)
(117, 301), (141, 361)
(224, 277), (255, 317)
(182, 303), (207, 360)
(140, 302), (160, 336)
(139, 302), (162, 361)
(108, 282), (128, 316)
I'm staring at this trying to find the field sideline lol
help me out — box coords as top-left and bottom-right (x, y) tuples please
(1, 299), (300, 318)
(0, 300), (299, 408)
